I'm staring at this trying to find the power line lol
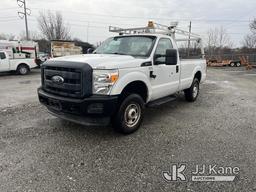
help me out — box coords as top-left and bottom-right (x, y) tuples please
(0, 16), (18, 19)
(28, 18), (107, 29)
(17, 0), (31, 40)
(26, 17), (249, 36)
(0, 7), (18, 11)
(0, 19), (21, 22)
(31, 7), (251, 23)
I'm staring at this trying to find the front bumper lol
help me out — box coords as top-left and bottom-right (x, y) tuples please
(38, 88), (119, 126)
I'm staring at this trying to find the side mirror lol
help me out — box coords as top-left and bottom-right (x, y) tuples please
(165, 49), (177, 65)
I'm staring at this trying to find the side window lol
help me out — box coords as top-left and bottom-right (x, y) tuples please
(155, 38), (173, 64)
(0, 52), (6, 60)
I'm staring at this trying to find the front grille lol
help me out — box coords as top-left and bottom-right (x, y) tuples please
(43, 66), (83, 98)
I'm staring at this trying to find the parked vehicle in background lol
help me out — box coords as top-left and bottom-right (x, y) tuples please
(207, 59), (241, 67)
(38, 21), (206, 134)
(0, 51), (37, 75)
(38, 52), (50, 62)
(0, 40), (39, 59)
(51, 40), (82, 58)
(0, 40), (42, 67)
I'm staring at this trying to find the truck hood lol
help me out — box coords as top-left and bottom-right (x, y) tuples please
(51, 54), (147, 69)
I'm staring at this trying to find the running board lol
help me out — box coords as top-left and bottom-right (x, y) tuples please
(147, 95), (177, 107)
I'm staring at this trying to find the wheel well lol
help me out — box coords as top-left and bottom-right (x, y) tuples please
(17, 63), (30, 71)
(120, 81), (148, 102)
(194, 71), (202, 82)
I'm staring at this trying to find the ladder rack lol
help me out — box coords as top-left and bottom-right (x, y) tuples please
(109, 21), (201, 41)
(109, 21), (205, 58)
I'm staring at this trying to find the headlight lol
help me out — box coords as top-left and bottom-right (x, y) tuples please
(93, 69), (119, 95)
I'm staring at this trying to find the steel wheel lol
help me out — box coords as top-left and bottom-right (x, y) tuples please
(193, 83), (199, 99)
(20, 67), (28, 75)
(184, 78), (200, 102)
(113, 94), (145, 134)
(124, 103), (141, 128)
(17, 65), (29, 75)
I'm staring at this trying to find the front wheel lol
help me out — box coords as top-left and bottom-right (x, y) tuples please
(113, 94), (145, 134)
(184, 78), (200, 102)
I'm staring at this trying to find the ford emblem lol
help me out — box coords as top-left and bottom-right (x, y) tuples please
(51, 75), (64, 84)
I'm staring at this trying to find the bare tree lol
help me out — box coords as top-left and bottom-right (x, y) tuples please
(249, 18), (256, 34)
(206, 26), (233, 58)
(37, 11), (71, 40)
(243, 34), (256, 48)
(206, 28), (218, 57)
(217, 26), (232, 48)
(242, 18), (256, 49)
(19, 30), (41, 40)
(0, 33), (16, 41)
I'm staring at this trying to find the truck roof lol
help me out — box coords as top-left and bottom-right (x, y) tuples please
(111, 33), (172, 39)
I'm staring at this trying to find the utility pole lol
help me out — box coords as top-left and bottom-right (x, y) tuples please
(17, 0), (31, 40)
(187, 21), (192, 57)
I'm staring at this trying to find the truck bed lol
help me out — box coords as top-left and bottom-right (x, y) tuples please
(179, 58), (207, 90)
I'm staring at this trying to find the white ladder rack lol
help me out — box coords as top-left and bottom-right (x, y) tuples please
(109, 21), (200, 40)
(109, 21), (205, 58)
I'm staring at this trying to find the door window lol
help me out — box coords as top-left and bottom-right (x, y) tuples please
(0, 52), (6, 59)
(155, 38), (173, 64)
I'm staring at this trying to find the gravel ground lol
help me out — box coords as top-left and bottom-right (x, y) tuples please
(0, 67), (256, 192)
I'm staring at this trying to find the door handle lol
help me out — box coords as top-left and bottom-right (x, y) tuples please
(150, 71), (156, 79)
(176, 65), (179, 73)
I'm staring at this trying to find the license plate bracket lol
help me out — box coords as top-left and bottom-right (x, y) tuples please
(48, 99), (62, 111)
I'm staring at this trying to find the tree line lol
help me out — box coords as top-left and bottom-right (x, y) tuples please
(0, 11), (255, 56)
(0, 11), (93, 54)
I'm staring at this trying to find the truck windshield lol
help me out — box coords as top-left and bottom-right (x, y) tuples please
(94, 36), (156, 57)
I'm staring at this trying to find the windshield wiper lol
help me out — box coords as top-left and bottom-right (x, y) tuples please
(110, 52), (127, 55)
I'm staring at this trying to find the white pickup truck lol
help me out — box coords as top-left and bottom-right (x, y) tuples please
(38, 22), (206, 134)
(0, 51), (37, 75)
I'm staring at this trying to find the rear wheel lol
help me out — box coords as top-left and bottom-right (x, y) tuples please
(17, 64), (29, 75)
(184, 78), (200, 102)
(113, 94), (145, 134)
(236, 62), (241, 67)
(230, 62), (235, 67)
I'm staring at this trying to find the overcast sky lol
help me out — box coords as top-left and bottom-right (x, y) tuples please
(1, 0), (256, 47)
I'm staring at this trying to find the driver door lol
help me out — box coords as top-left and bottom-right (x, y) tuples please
(0, 52), (9, 72)
(150, 38), (180, 100)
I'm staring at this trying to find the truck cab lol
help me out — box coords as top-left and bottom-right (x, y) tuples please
(0, 51), (9, 72)
(38, 22), (206, 134)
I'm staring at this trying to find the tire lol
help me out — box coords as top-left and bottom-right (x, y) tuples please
(230, 62), (235, 67)
(17, 64), (29, 75)
(184, 78), (200, 102)
(113, 94), (145, 134)
(236, 62), (241, 67)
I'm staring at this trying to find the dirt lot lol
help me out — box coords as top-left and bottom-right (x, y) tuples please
(0, 67), (256, 192)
